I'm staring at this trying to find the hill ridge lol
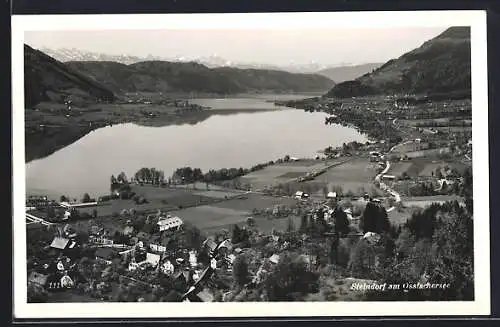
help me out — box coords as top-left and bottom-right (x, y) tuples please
(326, 26), (471, 99)
(64, 58), (335, 95)
(24, 44), (116, 107)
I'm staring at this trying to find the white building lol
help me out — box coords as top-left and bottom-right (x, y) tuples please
(157, 216), (183, 232)
(150, 243), (167, 253)
(210, 258), (217, 269)
(327, 192), (337, 199)
(269, 254), (280, 264)
(294, 191), (309, 199)
(145, 253), (161, 268)
(189, 250), (198, 268)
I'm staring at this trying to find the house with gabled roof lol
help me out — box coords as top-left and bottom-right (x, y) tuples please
(95, 248), (118, 265)
(145, 252), (161, 268)
(269, 254), (280, 264)
(50, 236), (77, 251)
(202, 238), (218, 254)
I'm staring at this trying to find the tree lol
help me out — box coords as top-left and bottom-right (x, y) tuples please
(360, 202), (390, 234)
(284, 155), (290, 162)
(333, 206), (350, 236)
(82, 193), (91, 203)
(232, 224), (242, 243)
(264, 253), (319, 301)
(60, 195), (68, 202)
(117, 172), (128, 184)
(299, 214), (309, 232)
(349, 239), (376, 277)
(322, 186), (329, 198)
(373, 200), (474, 301)
(406, 203), (440, 240)
(329, 235), (340, 264)
(232, 255), (249, 288)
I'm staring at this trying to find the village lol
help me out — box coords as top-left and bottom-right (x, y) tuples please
(26, 94), (472, 303)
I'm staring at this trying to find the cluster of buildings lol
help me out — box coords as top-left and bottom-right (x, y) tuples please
(28, 226), (81, 292)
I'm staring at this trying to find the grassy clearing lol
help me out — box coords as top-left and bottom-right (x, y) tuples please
(201, 215), (302, 236)
(418, 162), (444, 177)
(312, 157), (381, 196)
(276, 172), (308, 179)
(391, 142), (423, 153)
(240, 159), (344, 190)
(434, 126), (472, 132)
(386, 162), (413, 177)
(77, 199), (174, 217)
(168, 205), (247, 232)
(191, 190), (243, 199)
(212, 194), (296, 211)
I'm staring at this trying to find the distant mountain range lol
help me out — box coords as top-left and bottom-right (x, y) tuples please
(38, 47), (345, 74)
(26, 26), (470, 107)
(65, 60), (334, 95)
(326, 26), (471, 99)
(24, 46), (334, 107)
(316, 63), (384, 83)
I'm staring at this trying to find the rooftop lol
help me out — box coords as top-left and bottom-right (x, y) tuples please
(95, 248), (118, 260)
(50, 237), (70, 250)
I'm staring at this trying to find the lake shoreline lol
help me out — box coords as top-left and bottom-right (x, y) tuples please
(26, 98), (368, 198)
(25, 102), (294, 163)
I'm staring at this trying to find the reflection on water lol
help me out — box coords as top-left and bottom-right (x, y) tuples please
(26, 97), (366, 198)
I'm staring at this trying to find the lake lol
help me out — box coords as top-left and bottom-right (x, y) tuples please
(26, 97), (367, 198)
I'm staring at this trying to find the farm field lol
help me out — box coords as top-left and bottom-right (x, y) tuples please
(77, 199), (176, 217)
(391, 141), (425, 154)
(433, 126), (472, 132)
(75, 185), (235, 217)
(386, 162), (413, 177)
(169, 205), (248, 232)
(201, 215), (302, 236)
(239, 158), (345, 190)
(211, 193), (296, 211)
(402, 195), (464, 208)
(312, 157), (382, 196)
(418, 161), (445, 177)
(191, 189), (245, 199)
(388, 195), (464, 224)
(160, 193), (297, 234)
(403, 157), (470, 178)
(401, 118), (451, 126)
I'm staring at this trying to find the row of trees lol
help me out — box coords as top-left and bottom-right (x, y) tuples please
(172, 156), (293, 186)
(134, 168), (165, 185)
(172, 162), (275, 185)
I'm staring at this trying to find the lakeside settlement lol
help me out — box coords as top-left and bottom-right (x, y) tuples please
(26, 94), (473, 303)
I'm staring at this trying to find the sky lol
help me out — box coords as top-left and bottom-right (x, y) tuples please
(25, 27), (449, 66)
